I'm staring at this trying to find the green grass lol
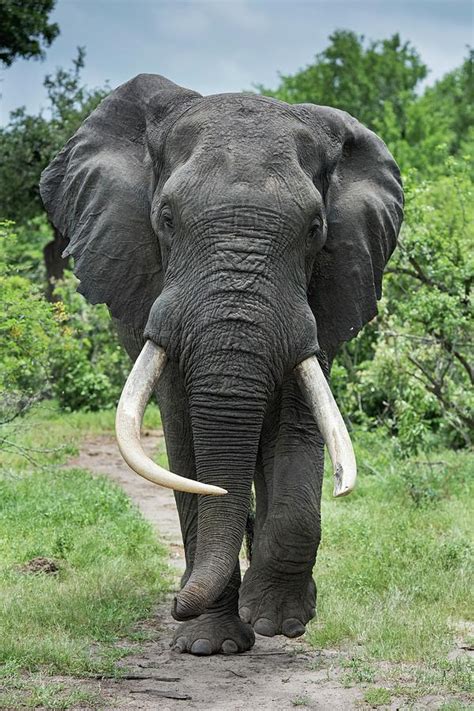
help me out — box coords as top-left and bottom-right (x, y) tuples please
(0, 403), (170, 707)
(308, 429), (473, 705)
(309, 430), (473, 662)
(363, 687), (391, 707)
(0, 678), (103, 710)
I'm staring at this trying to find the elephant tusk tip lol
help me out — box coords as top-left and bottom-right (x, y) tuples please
(206, 485), (228, 496)
(333, 484), (354, 498)
(333, 463), (356, 498)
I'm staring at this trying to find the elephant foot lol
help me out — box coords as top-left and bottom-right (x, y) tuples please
(239, 568), (316, 638)
(171, 611), (255, 655)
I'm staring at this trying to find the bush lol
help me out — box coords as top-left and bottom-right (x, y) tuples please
(51, 273), (130, 411)
(334, 154), (473, 453)
(0, 222), (59, 420)
(0, 222), (130, 417)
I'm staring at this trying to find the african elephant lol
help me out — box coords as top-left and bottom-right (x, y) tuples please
(40, 74), (403, 656)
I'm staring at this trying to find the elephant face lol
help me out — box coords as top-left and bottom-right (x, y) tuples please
(146, 96), (328, 384)
(40, 75), (403, 620)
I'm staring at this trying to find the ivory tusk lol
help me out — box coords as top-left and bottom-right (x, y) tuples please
(115, 340), (227, 496)
(295, 355), (357, 497)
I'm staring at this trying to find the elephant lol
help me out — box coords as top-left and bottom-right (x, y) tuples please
(40, 74), (403, 656)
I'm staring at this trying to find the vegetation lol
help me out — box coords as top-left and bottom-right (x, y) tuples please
(332, 155), (473, 451)
(259, 30), (427, 138)
(0, 0), (59, 67)
(0, 49), (108, 294)
(0, 49), (107, 225)
(1, 221), (130, 422)
(0, 404), (167, 708)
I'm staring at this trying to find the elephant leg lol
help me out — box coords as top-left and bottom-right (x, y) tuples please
(115, 323), (254, 655)
(239, 374), (324, 639)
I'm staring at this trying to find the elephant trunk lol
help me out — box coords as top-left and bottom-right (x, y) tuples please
(171, 297), (274, 618)
(173, 384), (266, 619)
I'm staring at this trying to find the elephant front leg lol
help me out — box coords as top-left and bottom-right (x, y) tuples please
(157, 367), (254, 655)
(171, 561), (255, 655)
(239, 376), (324, 638)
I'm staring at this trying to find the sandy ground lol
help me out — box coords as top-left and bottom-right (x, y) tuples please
(67, 431), (363, 710)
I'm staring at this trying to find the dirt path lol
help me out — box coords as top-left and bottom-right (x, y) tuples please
(68, 430), (363, 710)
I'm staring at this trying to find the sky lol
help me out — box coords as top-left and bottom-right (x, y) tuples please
(0, 0), (472, 124)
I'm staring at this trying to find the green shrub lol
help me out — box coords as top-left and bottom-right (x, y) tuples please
(0, 221), (59, 419)
(50, 273), (129, 411)
(0, 222), (130, 416)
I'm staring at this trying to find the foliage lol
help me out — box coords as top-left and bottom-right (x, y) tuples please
(0, 222), (130, 419)
(0, 221), (59, 421)
(0, 48), (107, 224)
(51, 273), (130, 412)
(259, 30), (427, 133)
(377, 159), (472, 449)
(0, 33), (472, 444)
(261, 33), (473, 177)
(375, 51), (474, 175)
(0, 0), (59, 67)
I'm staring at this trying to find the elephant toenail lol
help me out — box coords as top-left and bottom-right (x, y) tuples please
(222, 639), (239, 654)
(239, 607), (251, 623)
(281, 618), (306, 638)
(253, 618), (277, 637)
(190, 638), (212, 655)
(173, 636), (186, 653)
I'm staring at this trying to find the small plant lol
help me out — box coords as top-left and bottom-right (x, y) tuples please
(342, 658), (376, 686)
(291, 696), (310, 707)
(364, 687), (392, 707)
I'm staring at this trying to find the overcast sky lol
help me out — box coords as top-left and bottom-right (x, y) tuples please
(1, 0), (472, 124)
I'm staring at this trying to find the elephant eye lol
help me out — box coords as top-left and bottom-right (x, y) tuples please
(160, 206), (174, 231)
(308, 216), (326, 252)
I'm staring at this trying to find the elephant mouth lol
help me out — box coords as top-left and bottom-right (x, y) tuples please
(115, 339), (357, 498)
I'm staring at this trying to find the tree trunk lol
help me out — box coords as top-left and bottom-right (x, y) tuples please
(43, 225), (69, 301)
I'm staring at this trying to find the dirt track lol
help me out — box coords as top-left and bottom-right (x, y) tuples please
(68, 431), (363, 710)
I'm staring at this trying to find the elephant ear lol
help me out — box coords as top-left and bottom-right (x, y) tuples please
(40, 74), (201, 330)
(297, 105), (403, 361)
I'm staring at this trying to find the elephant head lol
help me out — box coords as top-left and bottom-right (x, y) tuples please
(40, 74), (403, 619)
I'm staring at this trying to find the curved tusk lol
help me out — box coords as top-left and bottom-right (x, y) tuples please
(295, 355), (357, 497)
(116, 340), (227, 496)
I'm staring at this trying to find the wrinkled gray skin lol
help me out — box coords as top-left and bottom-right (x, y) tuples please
(40, 75), (403, 656)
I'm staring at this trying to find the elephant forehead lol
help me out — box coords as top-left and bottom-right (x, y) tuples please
(165, 94), (309, 163)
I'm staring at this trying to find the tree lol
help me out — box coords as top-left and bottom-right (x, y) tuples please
(0, 49), (108, 294)
(0, 0), (59, 67)
(258, 30), (427, 132)
(374, 50), (474, 174)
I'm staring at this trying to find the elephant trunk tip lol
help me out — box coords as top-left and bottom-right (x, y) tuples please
(171, 587), (207, 621)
